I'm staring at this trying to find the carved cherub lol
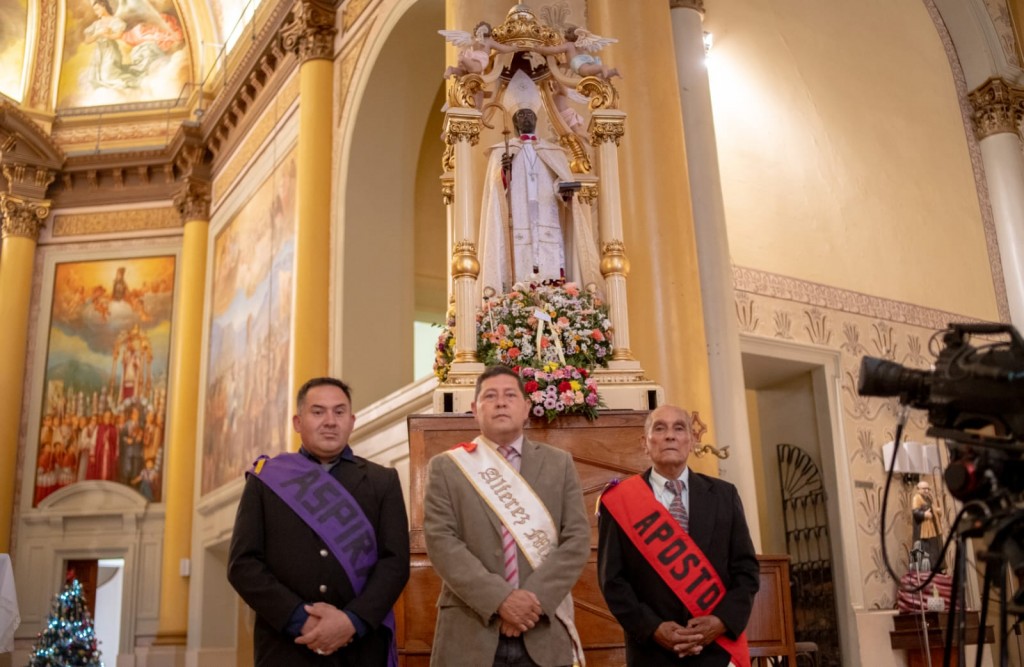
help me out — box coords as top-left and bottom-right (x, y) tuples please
(535, 26), (619, 80)
(439, 22), (515, 78)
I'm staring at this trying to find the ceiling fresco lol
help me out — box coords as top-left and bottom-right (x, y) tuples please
(0, 0), (266, 112)
(0, 0), (28, 102)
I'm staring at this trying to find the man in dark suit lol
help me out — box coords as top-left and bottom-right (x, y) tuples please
(228, 377), (409, 665)
(597, 404), (759, 666)
(424, 365), (590, 667)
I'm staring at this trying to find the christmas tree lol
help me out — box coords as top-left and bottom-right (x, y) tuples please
(27, 577), (103, 666)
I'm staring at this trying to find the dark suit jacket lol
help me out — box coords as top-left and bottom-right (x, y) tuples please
(228, 451), (410, 666)
(598, 468), (759, 666)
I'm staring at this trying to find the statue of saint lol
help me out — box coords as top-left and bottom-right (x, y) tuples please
(477, 70), (601, 296)
(911, 480), (944, 573)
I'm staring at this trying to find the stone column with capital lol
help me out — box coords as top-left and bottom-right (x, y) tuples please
(444, 110), (485, 386)
(670, 0), (761, 546)
(281, 0), (337, 441)
(968, 77), (1024, 328)
(589, 0), (719, 473)
(589, 110), (637, 365)
(0, 194), (49, 552)
(151, 175), (210, 651)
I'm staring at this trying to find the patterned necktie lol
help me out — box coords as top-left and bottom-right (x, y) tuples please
(666, 478), (689, 533)
(498, 444), (520, 587)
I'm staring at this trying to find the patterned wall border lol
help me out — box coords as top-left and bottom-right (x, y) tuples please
(52, 207), (180, 237)
(981, 0), (1021, 67)
(734, 284), (957, 611)
(342, 0), (377, 33)
(52, 121), (183, 150)
(925, 0), (1012, 323)
(337, 29), (371, 126)
(28, 0), (58, 110)
(732, 266), (985, 329)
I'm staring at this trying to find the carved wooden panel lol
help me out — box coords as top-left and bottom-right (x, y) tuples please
(747, 555), (796, 663)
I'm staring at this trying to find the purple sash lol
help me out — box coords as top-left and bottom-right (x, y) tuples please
(249, 452), (397, 666)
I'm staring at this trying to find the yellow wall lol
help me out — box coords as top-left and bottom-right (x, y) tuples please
(707, 0), (999, 321)
(341, 0), (445, 408)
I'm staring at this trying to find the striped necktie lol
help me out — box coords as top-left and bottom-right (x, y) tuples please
(498, 444), (520, 587)
(665, 478), (689, 533)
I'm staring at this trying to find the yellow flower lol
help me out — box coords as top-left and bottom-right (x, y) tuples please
(570, 380), (581, 391)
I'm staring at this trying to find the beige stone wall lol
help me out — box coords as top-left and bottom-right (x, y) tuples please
(707, 0), (1000, 321)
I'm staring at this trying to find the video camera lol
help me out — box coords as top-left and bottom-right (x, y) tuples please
(858, 323), (1024, 661)
(857, 323), (1024, 503)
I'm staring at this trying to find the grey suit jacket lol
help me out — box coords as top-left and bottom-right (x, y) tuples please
(423, 438), (590, 667)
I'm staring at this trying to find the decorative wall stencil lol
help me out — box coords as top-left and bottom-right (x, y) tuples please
(735, 266), (968, 608)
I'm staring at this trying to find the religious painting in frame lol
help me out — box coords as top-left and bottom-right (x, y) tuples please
(0, 0), (28, 101)
(55, 0), (189, 109)
(201, 150), (296, 495)
(34, 254), (176, 506)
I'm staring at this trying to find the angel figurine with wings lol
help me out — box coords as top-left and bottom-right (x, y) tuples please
(535, 26), (619, 80)
(438, 22), (516, 78)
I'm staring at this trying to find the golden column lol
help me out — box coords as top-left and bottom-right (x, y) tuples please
(153, 165), (211, 646)
(588, 1), (717, 471)
(445, 111), (483, 372)
(0, 193), (50, 552)
(281, 0), (337, 428)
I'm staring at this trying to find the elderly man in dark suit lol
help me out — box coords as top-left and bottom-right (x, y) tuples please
(228, 377), (409, 665)
(597, 404), (759, 667)
(424, 365), (590, 667)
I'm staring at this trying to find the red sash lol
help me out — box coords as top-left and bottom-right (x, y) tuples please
(600, 475), (750, 667)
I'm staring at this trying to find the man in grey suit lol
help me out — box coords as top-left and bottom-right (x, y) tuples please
(424, 365), (590, 667)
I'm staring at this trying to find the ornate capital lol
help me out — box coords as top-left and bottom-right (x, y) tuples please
(590, 117), (626, 146)
(280, 0), (337, 63)
(451, 240), (480, 279)
(2, 163), (57, 199)
(444, 119), (481, 146)
(968, 77), (1024, 140)
(578, 183), (598, 206)
(174, 179), (212, 222)
(0, 193), (50, 240)
(670, 0), (705, 12)
(600, 240), (630, 278)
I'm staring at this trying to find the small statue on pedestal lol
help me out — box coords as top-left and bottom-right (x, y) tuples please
(911, 479), (944, 573)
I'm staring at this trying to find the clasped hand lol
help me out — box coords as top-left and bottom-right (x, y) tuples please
(294, 602), (357, 656)
(497, 589), (542, 637)
(654, 615), (726, 658)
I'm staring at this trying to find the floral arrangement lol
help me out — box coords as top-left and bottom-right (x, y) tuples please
(518, 362), (601, 422)
(434, 280), (612, 420)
